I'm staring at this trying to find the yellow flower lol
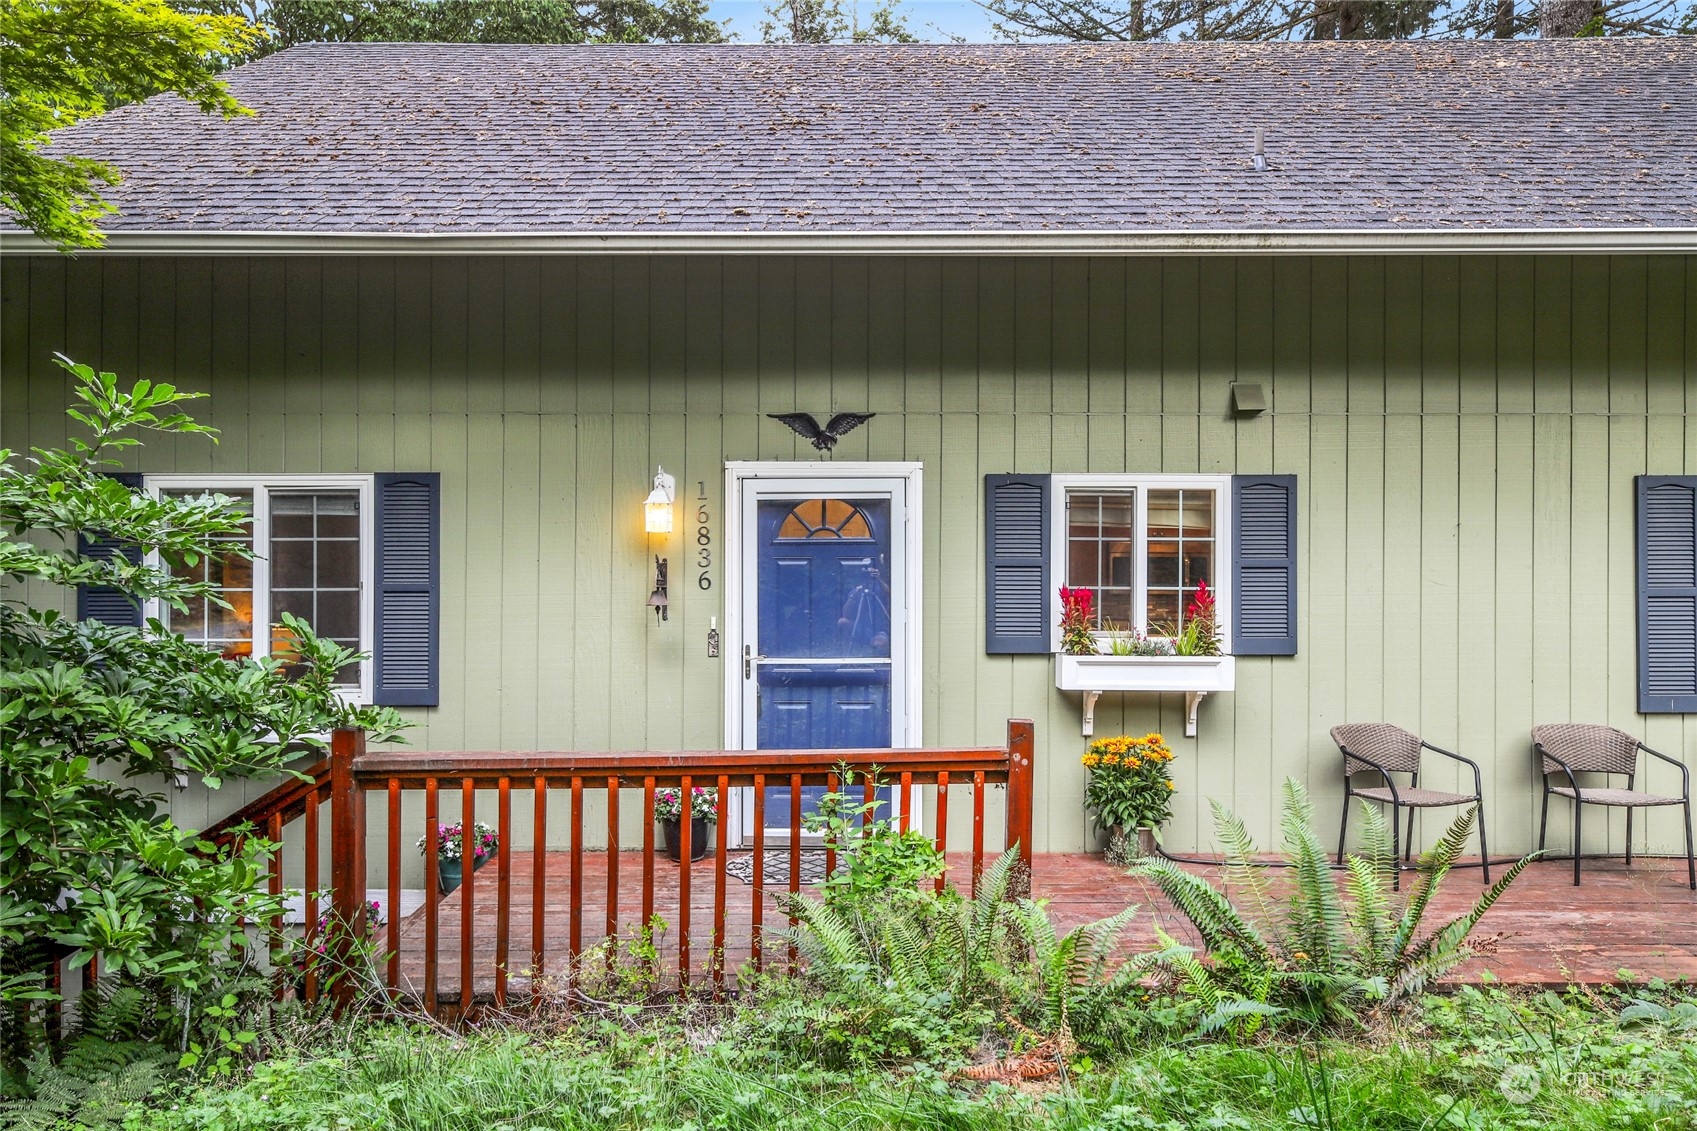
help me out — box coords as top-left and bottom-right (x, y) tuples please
(1166, 781), (1176, 790)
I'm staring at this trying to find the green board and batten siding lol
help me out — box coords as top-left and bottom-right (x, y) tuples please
(3, 253), (1695, 859)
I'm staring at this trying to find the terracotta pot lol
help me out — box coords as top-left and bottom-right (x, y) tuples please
(662, 816), (713, 862)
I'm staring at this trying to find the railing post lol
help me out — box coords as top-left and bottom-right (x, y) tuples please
(329, 727), (367, 1010)
(1005, 718), (1035, 896)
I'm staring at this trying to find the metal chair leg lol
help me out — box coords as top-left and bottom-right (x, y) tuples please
(1625, 807), (1634, 866)
(1573, 801), (1583, 887)
(1539, 789), (1550, 852)
(1683, 799), (1695, 892)
(1390, 804), (1402, 893)
(1336, 793), (1350, 866)
(1404, 808), (1416, 863)
(1476, 800), (1491, 885)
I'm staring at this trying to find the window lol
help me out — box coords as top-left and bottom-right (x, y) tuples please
(986, 472), (1293, 657)
(776, 498), (875, 541)
(144, 476), (375, 700)
(1052, 474), (1231, 647)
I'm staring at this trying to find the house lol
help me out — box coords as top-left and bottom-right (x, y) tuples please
(4, 39), (1695, 877)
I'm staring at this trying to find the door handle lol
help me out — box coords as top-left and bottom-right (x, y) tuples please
(744, 645), (767, 679)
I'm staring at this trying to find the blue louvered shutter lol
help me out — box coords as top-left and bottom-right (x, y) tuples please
(985, 474), (1051, 654)
(1232, 474), (1298, 656)
(1637, 476), (1697, 713)
(373, 472), (440, 707)
(76, 472), (144, 627)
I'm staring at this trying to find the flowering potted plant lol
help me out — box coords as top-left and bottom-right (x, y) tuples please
(1158, 579), (1222, 656)
(654, 786), (719, 862)
(1059, 586), (1098, 656)
(416, 821), (498, 894)
(1054, 581), (1235, 738)
(1082, 733), (1176, 864)
(290, 899), (382, 999)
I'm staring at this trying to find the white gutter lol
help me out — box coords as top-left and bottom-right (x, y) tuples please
(1, 227), (1693, 256)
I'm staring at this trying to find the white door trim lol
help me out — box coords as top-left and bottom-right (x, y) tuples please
(721, 461), (925, 846)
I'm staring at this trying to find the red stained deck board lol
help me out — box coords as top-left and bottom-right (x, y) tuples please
(393, 852), (1697, 1004)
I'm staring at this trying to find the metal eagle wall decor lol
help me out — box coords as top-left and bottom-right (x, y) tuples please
(766, 411), (876, 452)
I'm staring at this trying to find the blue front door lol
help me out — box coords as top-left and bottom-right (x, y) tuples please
(754, 496), (896, 831)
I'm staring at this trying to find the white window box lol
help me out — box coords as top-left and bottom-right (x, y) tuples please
(1055, 653), (1236, 738)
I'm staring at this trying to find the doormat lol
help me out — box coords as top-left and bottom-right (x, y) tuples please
(724, 850), (829, 888)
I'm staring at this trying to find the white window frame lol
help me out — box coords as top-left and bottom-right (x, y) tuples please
(1048, 473), (1234, 655)
(141, 474), (377, 704)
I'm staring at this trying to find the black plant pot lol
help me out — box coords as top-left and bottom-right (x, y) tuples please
(436, 852), (492, 895)
(661, 817), (713, 862)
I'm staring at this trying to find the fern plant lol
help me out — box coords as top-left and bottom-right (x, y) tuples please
(0, 1040), (174, 1131)
(772, 849), (1144, 1062)
(1132, 779), (1534, 1030)
(0, 981), (176, 1129)
(779, 848), (1022, 1005)
(994, 898), (1141, 1043)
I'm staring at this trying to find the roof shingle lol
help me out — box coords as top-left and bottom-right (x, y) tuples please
(45, 40), (1697, 233)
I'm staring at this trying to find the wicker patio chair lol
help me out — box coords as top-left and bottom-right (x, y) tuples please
(1531, 724), (1695, 890)
(1330, 723), (1490, 888)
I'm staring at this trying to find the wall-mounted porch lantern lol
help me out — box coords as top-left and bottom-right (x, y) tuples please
(644, 466), (676, 533)
(645, 467), (674, 621)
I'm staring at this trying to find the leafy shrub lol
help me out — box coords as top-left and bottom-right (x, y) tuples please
(803, 764), (945, 913)
(1132, 779), (1533, 1034)
(0, 358), (405, 1075)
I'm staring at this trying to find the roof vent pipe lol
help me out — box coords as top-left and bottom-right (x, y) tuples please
(1253, 127), (1268, 172)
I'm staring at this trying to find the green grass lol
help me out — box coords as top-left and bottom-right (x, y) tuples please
(122, 986), (1697, 1131)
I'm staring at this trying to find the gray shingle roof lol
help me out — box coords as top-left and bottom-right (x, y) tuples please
(46, 40), (1697, 234)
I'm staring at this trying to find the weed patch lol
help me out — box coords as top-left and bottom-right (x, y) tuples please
(109, 985), (1697, 1131)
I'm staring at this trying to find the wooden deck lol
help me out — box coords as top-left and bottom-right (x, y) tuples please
(390, 850), (1697, 1004)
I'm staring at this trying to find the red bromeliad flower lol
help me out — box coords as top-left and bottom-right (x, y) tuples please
(1187, 579), (1215, 621)
(1059, 586), (1099, 654)
(1059, 587), (1094, 619)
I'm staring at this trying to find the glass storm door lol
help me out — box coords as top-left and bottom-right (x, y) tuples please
(737, 478), (912, 843)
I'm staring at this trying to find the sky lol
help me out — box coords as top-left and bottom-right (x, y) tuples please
(704, 1), (1003, 42)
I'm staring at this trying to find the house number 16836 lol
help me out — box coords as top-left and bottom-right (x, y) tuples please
(696, 482), (712, 590)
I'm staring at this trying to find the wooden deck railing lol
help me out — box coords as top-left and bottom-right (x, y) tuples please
(207, 721), (1035, 1016)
